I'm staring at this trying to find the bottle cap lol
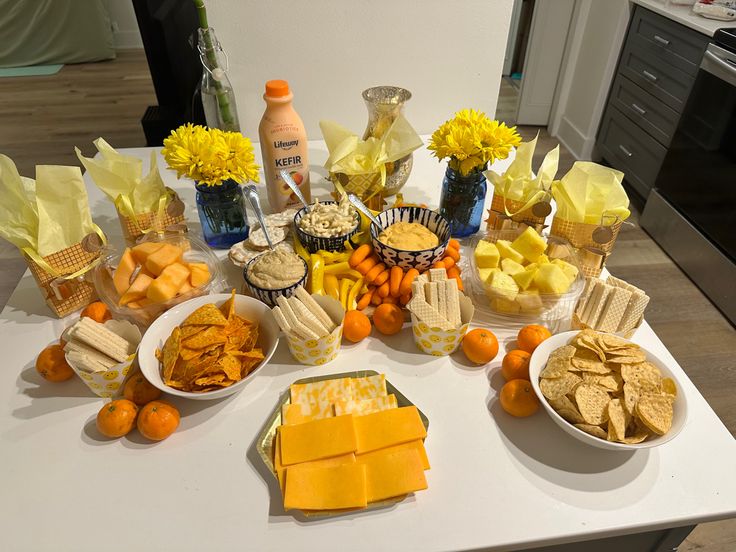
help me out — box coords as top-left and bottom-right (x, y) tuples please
(265, 79), (290, 97)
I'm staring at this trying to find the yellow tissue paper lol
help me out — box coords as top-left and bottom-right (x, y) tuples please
(320, 114), (423, 190)
(75, 137), (167, 217)
(551, 161), (630, 224)
(485, 133), (559, 215)
(0, 156), (99, 257)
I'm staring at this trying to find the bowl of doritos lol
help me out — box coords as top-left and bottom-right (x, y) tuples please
(137, 291), (280, 399)
(530, 329), (687, 451)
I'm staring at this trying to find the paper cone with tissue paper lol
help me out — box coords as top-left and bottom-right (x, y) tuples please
(76, 138), (185, 244)
(321, 114), (423, 202)
(550, 162), (630, 277)
(485, 135), (559, 229)
(0, 156), (106, 317)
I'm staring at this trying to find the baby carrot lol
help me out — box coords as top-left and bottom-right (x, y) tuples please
(373, 269), (390, 286)
(365, 262), (386, 283)
(389, 266), (404, 297)
(441, 255), (456, 269)
(371, 291), (383, 305)
(399, 293), (411, 306)
(356, 290), (373, 310)
(448, 238), (461, 250)
(447, 266), (460, 280)
(444, 247), (460, 262)
(432, 260), (446, 270)
(349, 244), (373, 268)
(399, 268), (419, 296)
(377, 281), (390, 298)
(382, 295), (397, 304)
(453, 275), (464, 292)
(355, 255), (378, 275)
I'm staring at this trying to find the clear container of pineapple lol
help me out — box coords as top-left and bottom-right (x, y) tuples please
(465, 226), (584, 332)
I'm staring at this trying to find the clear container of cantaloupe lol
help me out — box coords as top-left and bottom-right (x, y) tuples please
(92, 231), (227, 328)
(465, 226), (584, 332)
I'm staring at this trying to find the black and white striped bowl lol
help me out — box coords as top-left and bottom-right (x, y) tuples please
(243, 256), (308, 307)
(293, 202), (361, 253)
(370, 207), (451, 271)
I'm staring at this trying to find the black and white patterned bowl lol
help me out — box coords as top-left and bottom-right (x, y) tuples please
(293, 201), (361, 253)
(370, 207), (451, 271)
(243, 256), (308, 307)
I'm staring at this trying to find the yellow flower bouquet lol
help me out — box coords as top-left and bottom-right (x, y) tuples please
(429, 109), (520, 236)
(161, 124), (261, 248)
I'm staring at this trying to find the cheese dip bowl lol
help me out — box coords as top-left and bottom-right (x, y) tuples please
(294, 199), (360, 253)
(244, 251), (308, 307)
(371, 207), (450, 271)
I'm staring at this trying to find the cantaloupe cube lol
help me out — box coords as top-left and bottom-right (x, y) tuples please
(491, 297), (521, 314)
(188, 262), (211, 287)
(501, 258), (525, 276)
(126, 297), (155, 309)
(145, 243), (183, 276)
(478, 268), (496, 284)
(533, 264), (571, 294)
(517, 290), (544, 313)
(131, 242), (164, 264)
(511, 227), (547, 263)
(119, 273), (153, 306)
(484, 270), (519, 301)
(113, 248), (137, 295)
(177, 280), (193, 296)
(496, 240), (525, 265)
(474, 240), (500, 269)
(512, 267), (537, 291)
(146, 262), (190, 303)
(551, 258), (579, 283)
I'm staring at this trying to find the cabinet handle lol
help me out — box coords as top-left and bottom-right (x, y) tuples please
(631, 103), (647, 115)
(653, 34), (670, 46)
(642, 70), (658, 82)
(618, 145), (633, 158)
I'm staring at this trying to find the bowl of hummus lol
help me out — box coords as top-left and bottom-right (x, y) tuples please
(294, 198), (360, 253)
(370, 207), (451, 271)
(244, 249), (308, 307)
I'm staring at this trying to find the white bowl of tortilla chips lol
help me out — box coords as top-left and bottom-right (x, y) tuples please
(529, 330), (687, 451)
(138, 292), (280, 400)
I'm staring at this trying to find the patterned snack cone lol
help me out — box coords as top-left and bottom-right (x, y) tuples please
(411, 295), (474, 356)
(285, 295), (345, 366)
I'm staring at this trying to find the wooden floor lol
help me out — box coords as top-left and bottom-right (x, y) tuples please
(0, 50), (733, 550)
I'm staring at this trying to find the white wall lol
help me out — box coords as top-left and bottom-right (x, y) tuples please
(205, 0), (513, 139)
(105, 0), (143, 49)
(549, 0), (630, 160)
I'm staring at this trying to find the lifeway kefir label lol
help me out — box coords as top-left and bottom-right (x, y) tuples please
(264, 123), (310, 212)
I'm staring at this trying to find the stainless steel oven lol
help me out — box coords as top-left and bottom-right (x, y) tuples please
(641, 29), (736, 325)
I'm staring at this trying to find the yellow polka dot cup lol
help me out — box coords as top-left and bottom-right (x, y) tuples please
(62, 319), (141, 398)
(284, 295), (345, 366)
(410, 295), (474, 356)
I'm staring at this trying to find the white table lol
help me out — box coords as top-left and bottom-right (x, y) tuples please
(1, 141), (735, 552)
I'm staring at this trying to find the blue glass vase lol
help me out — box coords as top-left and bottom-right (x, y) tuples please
(195, 180), (249, 248)
(438, 165), (487, 237)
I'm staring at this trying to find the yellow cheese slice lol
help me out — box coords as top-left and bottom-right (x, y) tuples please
(354, 406), (427, 454)
(290, 378), (353, 405)
(284, 463), (367, 511)
(357, 439), (430, 470)
(333, 394), (398, 416)
(279, 414), (358, 465)
(355, 448), (427, 502)
(350, 374), (387, 400)
(281, 401), (335, 425)
(274, 432), (356, 492)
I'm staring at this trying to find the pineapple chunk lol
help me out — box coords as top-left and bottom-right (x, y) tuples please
(517, 290), (544, 313)
(491, 297), (521, 314)
(537, 254), (550, 264)
(551, 258), (579, 283)
(501, 258), (525, 275)
(484, 270), (519, 301)
(496, 240), (525, 265)
(510, 227), (547, 263)
(533, 264), (572, 294)
(478, 268), (496, 284)
(474, 240), (500, 269)
(525, 262), (539, 272)
(512, 267), (537, 291)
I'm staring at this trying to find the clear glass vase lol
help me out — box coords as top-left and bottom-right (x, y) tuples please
(362, 86), (413, 197)
(195, 180), (249, 248)
(198, 27), (240, 132)
(439, 165), (487, 238)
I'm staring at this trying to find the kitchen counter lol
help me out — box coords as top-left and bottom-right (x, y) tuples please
(631, 0), (726, 37)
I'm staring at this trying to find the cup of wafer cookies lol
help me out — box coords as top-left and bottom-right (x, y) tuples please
(407, 268), (475, 356)
(271, 286), (346, 366)
(61, 318), (141, 397)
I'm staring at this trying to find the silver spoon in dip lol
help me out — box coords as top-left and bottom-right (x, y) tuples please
(242, 185), (275, 251)
(347, 193), (384, 232)
(279, 170), (310, 213)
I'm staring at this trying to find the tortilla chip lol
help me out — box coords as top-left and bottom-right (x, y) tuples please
(182, 304), (228, 327)
(183, 326), (228, 350)
(161, 327), (181, 382)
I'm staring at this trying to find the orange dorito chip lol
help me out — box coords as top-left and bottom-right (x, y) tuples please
(182, 304), (228, 327)
(242, 324), (259, 351)
(179, 347), (203, 361)
(180, 325), (206, 339)
(161, 327), (181, 382)
(183, 326), (228, 350)
(220, 290), (236, 320)
(218, 354), (242, 381)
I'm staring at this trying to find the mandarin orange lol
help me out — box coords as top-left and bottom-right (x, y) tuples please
(123, 374), (162, 406)
(499, 379), (540, 417)
(501, 349), (531, 381)
(461, 328), (499, 365)
(343, 310), (371, 342)
(137, 400), (180, 441)
(80, 301), (112, 323)
(96, 399), (138, 438)
(516, 324), (552, 353)
(36, 344), (74, 382)
(373, 304), (404, 335)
